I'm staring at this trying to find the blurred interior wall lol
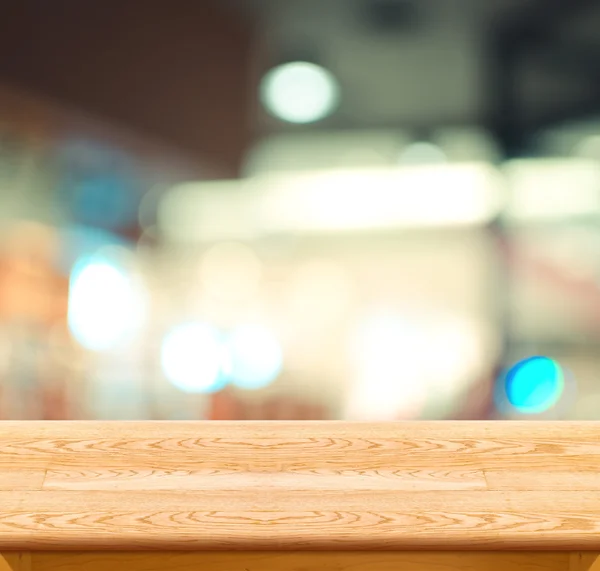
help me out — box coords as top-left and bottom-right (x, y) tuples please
(0, 0), (256, 176)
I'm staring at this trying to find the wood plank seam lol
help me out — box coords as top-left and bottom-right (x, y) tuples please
(2, 422), (600, 551)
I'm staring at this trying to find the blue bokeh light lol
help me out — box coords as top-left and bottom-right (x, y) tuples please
(227, 324), (283, 390)
(70, 173), (139, 230)
(56, 139), (141, 231)
(161, 323), (229, 394)
(502, 356), (564, 414)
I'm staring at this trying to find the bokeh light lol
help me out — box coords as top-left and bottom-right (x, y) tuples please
(260, 61), (340, 124)
(346, 310), (488, 420)
(161, 323), (228, 394)
(503, 158), (600, 222)
(68, 252), (147, 352)
(227, 324), (283, 390)
(347, 314), (430, 420)
(499, 356), (565, 414)
(56, 139), (141, 231)
(70, 172), (139, 230)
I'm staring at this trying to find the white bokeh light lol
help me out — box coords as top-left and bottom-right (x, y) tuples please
(227, 324), (283, 390)
(346, 311), (486, 420)
(260, 61), (340, 124)
(68, 254), (146, 352)
(347, 315), (429, 420)
(161, 323), (227, 394)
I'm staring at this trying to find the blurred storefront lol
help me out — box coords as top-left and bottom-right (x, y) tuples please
(1, 0), (600, 421)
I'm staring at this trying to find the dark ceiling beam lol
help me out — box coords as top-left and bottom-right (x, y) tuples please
(534, 42), (600, 87)
(485, 34), (522, 157)
(496, 0), (599, 53)
(528, 96), (600, 133)
(0, 0), (257, 176)
(488, 0), (600, 156)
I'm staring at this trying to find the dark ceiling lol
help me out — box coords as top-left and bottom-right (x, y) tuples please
(0, 0), (256, 175)
(0, 0), (599, 165)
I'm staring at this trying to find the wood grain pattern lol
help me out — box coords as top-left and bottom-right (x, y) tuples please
(29, 551), (573, 571)
(2, 422), (600, 470)
(0, 471), (45, 490)
(42, 468), (487, 491)
(486, 471), (600, 491)
(0, 420), (598, 438)
(0, 422), (600, 550)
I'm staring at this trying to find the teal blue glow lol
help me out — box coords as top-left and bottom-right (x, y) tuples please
(504, 356), (564, 414)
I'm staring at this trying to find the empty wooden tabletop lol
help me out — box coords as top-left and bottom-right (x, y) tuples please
(0, 421), (599, 551)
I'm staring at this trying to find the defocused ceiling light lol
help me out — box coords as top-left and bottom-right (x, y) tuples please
(260, 61), (340, 124)
(503, 158), (600, 222)
(159, 163), (503, 241)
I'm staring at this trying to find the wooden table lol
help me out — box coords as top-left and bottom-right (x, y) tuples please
(1, 421), (600, 571)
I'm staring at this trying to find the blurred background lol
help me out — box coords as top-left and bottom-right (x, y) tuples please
(0, 0), (599, 420)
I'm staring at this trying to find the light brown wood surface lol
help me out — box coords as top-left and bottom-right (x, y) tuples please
(0, 421), (600, 550)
